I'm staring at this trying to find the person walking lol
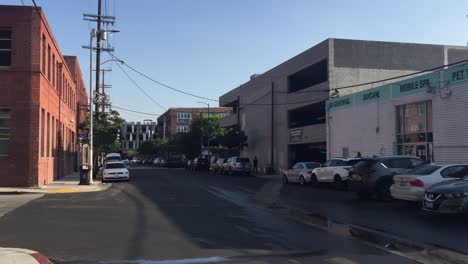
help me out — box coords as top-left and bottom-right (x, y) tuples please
(253, 156), (258, 174)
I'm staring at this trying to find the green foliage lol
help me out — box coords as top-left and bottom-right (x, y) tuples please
(217, 127), (248, 150)
(84, 109), (125, 153)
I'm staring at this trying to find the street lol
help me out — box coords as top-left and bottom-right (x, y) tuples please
(0, 165), (421, 264)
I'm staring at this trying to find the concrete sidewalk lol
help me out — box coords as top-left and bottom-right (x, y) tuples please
(0, 247), (52, 264)
(0, 173), (110, 194)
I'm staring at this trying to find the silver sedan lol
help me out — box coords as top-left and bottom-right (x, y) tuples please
(283, 162), (321, 185)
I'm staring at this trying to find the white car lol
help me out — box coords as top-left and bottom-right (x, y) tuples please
(390, 164), (468, 202)
(283, 162), (321, 185)
(311, 158), (362, 188)
(102, 161), (130, 183)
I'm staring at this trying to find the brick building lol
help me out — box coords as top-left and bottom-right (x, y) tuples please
(157, 107), (232, 139)
(0, 5), (88, 187)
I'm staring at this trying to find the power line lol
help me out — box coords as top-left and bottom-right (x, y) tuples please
(114, 60), (167, 111)
(109, 104), (160, 116)
(108, 52), (221, 103)
(240, 92), (271, 109)
(20, 0), (25, 5)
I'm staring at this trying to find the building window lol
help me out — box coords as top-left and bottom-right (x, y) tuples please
(51, 116), (55, 157)
(52, 54), (56, 87)
(41, 109), (45, 157)
(0, 108), (11, 155)
(218, 113), (229, 118)
(288, 59), (328, 93)
(396, 101), (433, 163)
(176, 125), (189, 133)
(0, 29), (12, 67)
(47, 112), (50, 157)
(42, 34), (46, 72)
(47, 44), (51, 80)
(177, 112), (192, 122)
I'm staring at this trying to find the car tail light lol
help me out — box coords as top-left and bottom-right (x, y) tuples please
(410, 179), (424, 187)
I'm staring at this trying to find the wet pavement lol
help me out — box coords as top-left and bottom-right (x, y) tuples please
(0, 165), (416, 263)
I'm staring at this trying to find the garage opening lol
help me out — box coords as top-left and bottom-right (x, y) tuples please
(288, 142), (326, 167)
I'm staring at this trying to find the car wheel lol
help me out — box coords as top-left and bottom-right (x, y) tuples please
(376, 181), (392, 201)
(282, 174), (288, 184)
(310, 174), (318, 186)
(333, 175), (345, 190)
(299, 175), (306, 185)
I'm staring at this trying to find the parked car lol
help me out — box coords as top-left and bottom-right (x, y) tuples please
(212, 158), (228, 174)
(193, 157), (210, 171)
(130, 158), (140, 163)
(311, 158), (362, 189)
(166, 156), (186, 168)
(102, 161), (130, 183)
(186, 159), (194, 170)
(222, 157), (252, 176)
(105, 153), (122, 164)
(283, 162), (321, 185)
(152, 158), (160, 166)
(390, 164), (468, 202)
(348, 156), (424, 200)
(122, 159), (129, 163)
(423, 173), (468, 214)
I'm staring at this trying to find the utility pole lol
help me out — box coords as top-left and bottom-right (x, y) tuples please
(270, 82), (275, 173)
(83, 0), (116, 113)
(95, 0), (102, 113)
(100, 69), (111, 112)
(207, 103), (210, 155)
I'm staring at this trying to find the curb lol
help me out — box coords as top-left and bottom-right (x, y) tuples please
(0, 183), (111, 194)
(269, 203), (468, 264)
(0, 247), (53, 264)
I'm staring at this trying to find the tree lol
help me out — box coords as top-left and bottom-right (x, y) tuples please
(81, 108), (125, 155)
(217, 127), (248, 150)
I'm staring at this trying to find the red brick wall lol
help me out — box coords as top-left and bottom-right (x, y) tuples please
(0, 5), (87, 187)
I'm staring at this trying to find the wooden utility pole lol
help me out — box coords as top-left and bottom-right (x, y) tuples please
(94, 0), (102, 112)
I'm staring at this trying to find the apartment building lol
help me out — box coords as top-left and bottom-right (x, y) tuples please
(121, 120), (158, 150)
(157, 107), (232, 139)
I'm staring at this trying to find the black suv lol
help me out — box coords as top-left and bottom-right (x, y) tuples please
(348, 156), (424, 200)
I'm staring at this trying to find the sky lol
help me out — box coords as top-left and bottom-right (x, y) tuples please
(2, 0), (468, 121)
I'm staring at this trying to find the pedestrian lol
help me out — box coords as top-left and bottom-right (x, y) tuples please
(253, 156), (258, 174)
(356, 152), (362, 158)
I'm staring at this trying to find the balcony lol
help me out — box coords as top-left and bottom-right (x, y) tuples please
(219, 114), (237, 128)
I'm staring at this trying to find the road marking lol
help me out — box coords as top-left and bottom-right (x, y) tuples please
(325, 257), (358, 264)
(289, 259), (302, 264)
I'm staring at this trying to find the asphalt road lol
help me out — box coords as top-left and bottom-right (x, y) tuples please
(0, 165), (416, 264)
(278, 180), (468, 254)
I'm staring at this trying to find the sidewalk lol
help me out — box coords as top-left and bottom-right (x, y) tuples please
(0, 173), (110, 194)
(0, 247), (52, 264)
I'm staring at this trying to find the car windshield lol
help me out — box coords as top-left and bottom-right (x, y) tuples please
(236, 158), (250, 163)
(408, 165), (441, 175)
(105, 163), (126, 169)
(305, 162), (320, 169)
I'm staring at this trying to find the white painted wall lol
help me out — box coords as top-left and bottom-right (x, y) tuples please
(328, 84), (468, 162)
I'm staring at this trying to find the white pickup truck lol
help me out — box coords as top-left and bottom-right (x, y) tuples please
(311, 158), (362, 189)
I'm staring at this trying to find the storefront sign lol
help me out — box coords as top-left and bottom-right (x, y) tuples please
(327, 95), (353, 111)
(289, 128), (303, 143)
(326, 63), (468, 112)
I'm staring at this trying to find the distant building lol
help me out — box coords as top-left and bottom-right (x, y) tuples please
(0, 5), (88, 187)
(121, 120), (158, 150)
(157, 107), (232, 139)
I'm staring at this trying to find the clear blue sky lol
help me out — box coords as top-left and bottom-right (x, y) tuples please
(2, 0), (468, 121)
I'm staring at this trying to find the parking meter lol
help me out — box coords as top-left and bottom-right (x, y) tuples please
(80, 144), (90, 185)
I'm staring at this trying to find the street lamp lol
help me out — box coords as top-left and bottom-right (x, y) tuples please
(197, 102), (210, 156)
(100, 58), (124, 65)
